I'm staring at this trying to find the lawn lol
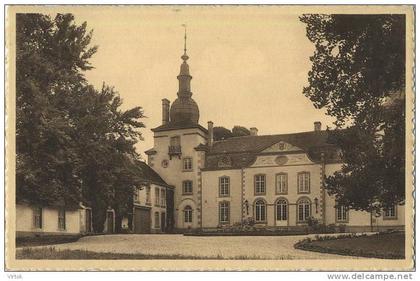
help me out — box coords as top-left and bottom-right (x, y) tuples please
(16, 235), (82, 247)
(16, 247), (286, 260)
(294, 232), (405, 259)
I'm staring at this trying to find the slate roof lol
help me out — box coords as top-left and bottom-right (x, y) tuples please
(204, 130), (340, 170)
(209, 131), (331, 154)
(152, 121), (208, 133)
(134, 160), (170, 187)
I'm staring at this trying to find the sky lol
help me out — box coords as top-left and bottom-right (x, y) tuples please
(72, 6), (335, 158)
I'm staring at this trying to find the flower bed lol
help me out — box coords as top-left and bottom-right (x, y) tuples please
(294, 231), (405, 259)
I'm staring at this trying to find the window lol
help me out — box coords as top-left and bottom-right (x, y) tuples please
(384, 205), (397, 219)
(184, 206), (193, 223)
(219, 201), (230, 224)
(254, 199), (266, 223)
(155, 187), (160, 206)
(161, 189), (166, 207)
(276, 173), (288, 194)
(254, 174), (266, 195)
(297, 172), (310, 193)
(219, 176), (230, 197)
(154, 212), (160, 228)
(169, 136), (181, 158)
(276, 199), (288, 221)
(58, 208), (66, 230)
(297, 198), (311, 223)
(33, 207), (42, 229)
(170, 136), (180, 146)
(182, 180), (193, 195)
(336, 205), (349, 222)
(146, 186), (151, 205)
(183, 157), (193, 171)
(133, 187), (140, 203)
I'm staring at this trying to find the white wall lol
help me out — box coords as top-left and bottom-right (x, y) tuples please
(243, 163), (323, 226)
(148, 127), (207, 229)
(324, 163), (405, 229)
(16, 203), (80, 235)
(134, 183), (168, 232)
(201, 169), (242, 227)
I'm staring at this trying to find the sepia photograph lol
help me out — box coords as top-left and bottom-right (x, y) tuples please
(4, 4), (415, 272)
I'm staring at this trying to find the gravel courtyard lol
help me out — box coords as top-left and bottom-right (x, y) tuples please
(30, 234), (365, 259)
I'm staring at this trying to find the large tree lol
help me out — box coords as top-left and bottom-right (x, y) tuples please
(16, 13), (145, 232)
(300, 14), (405, 211)
(16, 13), (97, 208)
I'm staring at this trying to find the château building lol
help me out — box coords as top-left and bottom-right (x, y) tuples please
(143, 35), (405, 233)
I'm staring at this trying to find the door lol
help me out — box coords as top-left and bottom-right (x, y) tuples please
(134, 207), (151, 234)
(275, 200), (288, 227)
(106, 211), (114, 233)
(161, 212), (166, 232)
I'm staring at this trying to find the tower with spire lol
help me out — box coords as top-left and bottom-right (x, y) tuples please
(169, 26), (200, 125)
(146, 26), (212, 232)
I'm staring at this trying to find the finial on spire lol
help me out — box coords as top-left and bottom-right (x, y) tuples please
(181, 24), (189, 61)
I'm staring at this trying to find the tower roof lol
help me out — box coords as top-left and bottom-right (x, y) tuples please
(169, 25), (200, 125)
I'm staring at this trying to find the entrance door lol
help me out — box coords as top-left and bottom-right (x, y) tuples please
(134, 207), (151, 234)
(106, 211), (114, 233)
(275, 200), (288, 227)
(161, 212), (166, 232)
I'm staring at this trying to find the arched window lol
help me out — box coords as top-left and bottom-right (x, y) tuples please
(297, 198), (311, 223)
(254, 199), (266, 223)
(184, 205), (193, 223)
(275, 199), (288, 221)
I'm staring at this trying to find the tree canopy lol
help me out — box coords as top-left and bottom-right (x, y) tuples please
(16, 13), (145, 232)
(300, 14), (405, 211)
(213, 126), (251, 141)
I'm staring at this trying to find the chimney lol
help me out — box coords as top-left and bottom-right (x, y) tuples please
(162, 99), (170, 125)
(314, 121), (322, 132)
(250, 127), (258, 136)
(208, 121), (214, 147)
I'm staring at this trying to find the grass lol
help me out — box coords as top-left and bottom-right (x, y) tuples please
(294, 232), (405, 259)
(16, 247), (293, 260)
(16, 235), (82, 247)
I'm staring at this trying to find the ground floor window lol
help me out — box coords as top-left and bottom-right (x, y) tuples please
(297, 198), (311, 222)
(154, 212), (160, 228)
(219, 201), (230, 224)
(384, 205), (397, 219)
(254, 199), (266, 222)
(184, 206), (193, 223)
(276, 199), (288, 221)
(336, 205), (349, 222)
(58, 208), (66, 230)
(33, 207), (42, 229)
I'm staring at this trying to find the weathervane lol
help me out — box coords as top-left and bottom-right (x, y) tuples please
(181, 24), (189, 61)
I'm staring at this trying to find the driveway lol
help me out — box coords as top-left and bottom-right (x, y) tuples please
(31, 234), (365, 259)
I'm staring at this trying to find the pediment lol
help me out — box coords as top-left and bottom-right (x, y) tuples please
(261, 141), (302, 153)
